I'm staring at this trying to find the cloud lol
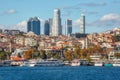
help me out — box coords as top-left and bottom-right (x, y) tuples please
(6, 9), (17, 14)
(11, 20), (27, 32)
(0, 9), (17, 16)
(100, 13), (120, 21)
(79, 2), (106, 7)
(62, 2), (100, 17)
(88, 13), (120, 27)
(73, 13), (120, 29)
(73, 19), (80, 27)
(79, 9), (98, 15)
(0, 24), (6, 29)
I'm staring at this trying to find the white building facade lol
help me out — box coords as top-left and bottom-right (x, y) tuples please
(52, 9), (62, 36)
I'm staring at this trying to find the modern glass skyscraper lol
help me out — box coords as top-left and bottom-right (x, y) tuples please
(27, 17), (33, 32)
(49, 18), (53, 36)
(27, 17), (40, 35)
(80, 14), (85, 34)
(52, 9), (62, 36)
(65, 19), (72, 36)
(44, 20), (50, 35)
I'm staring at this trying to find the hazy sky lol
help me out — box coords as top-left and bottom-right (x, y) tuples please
(0, 0), (120, 34)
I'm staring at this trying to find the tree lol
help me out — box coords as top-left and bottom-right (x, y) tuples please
(86, 56), (92, 62)
(80, 49), (88, 59)
(40, 50), (47, 59)
(47, 52), (52, 59)
(0, 52), (12, 60)
(24, 50), (32, 59)
(54, 54), (61, 59)
(64, 51), (73, 61)
(0, 52), (6, 60)
(74, 45), (81, 59)
(114, 53), (120, 59)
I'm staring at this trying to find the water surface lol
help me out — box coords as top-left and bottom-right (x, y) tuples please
(0, 66), (120, 80)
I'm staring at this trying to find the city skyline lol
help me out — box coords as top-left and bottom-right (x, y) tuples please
(0, 0), (120, 34)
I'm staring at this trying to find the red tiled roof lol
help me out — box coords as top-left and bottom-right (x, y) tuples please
(11, 56), (22, 61)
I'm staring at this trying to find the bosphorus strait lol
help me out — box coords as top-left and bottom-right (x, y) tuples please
(0, 66), (120, 80)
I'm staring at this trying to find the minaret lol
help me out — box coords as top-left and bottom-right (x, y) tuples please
(80, 14), (85, 34)
(52, 9), (62, 36)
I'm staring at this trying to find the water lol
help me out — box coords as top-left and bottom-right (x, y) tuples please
(0, 66), (120, 80)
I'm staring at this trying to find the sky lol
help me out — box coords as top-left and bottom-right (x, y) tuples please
(0, 0), (120, 34)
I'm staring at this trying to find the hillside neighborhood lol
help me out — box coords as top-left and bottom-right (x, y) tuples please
(0, 27), (119, 62)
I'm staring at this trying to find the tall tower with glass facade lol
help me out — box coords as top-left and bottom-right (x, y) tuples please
(80, 14), (85, 34)
(52, 9), (62, 36)
(65, 19), (72, 36)
(44, 20), (50, 35)
(49, 18), (53, 36)
(27, 17), (40, 35)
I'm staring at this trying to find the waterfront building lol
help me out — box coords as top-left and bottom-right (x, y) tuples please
(44, 20), (50, 35)
(65, 19), (72, 36)
(80, 14), (85, 34)
(27, 17), (40, 35)
(52, 9), (62, 36)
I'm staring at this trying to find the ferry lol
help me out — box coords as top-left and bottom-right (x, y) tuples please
(0, 60), (11, 67)
(70, 59), (80, 66)
(35, 59), (64, 67)
(20, 59), (64, 67)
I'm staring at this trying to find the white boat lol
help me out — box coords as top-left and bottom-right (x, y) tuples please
(70, 59), (80, 66)
(20, 60), (36, 67)
(113, 60), (120, 67)
(94, 61), (103, 66)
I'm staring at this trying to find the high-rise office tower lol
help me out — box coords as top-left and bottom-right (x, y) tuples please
(52, 9), (62, 36)
(65, 19), (72, 36)
(27, 17), (33, 32)
(27, 17), (40, 35)
(49, 18), (53, 36)
(80, 14), (85, 34)
(44, 20), (50, 35)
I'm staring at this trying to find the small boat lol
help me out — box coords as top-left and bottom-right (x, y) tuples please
(20, 60), (36, 67)
(70, 59), (80, 66)
(113, 60), (120, 67)
(94, 61), (103, 66)
(104, 63), (112, 67)
(64, 61), (70, 66)
(80, 60), (89, 66)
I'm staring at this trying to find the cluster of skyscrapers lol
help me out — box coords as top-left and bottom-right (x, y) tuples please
(27, 9), (85, 36)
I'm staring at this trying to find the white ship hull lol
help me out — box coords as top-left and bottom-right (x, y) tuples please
(70, 59), (80, 66)
(20, 60), (36, 67)
(113, 64), (120, 66)
(71, 63), (80, 66)
(94, 63), (103, 66)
